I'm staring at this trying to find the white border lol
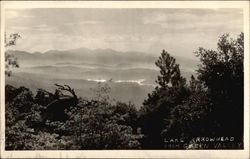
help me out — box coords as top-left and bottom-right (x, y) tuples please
(0, 1), (249, 158)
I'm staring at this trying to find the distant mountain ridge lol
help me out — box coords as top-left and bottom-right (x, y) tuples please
(6, 48), (199, 72)
(6, 48), (156, 67)
(6, 48), (200, 107)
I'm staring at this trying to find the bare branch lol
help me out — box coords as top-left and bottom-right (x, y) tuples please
(54, 83), (77, 98)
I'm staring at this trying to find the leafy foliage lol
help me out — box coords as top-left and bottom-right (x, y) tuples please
(194, 33), (244, 142)
(65, 100), (142, 149)
(5, 83), (142, 150)
(5, 33), (21, 76)
(139, 33), (244, 149)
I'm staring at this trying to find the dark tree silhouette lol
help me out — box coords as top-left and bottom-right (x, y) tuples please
(155, 49), (186, 88)
(34, 88), (55, 106)
(194, 33), (244, 145)
(139, 50), (189, 149)
(157, 33), (244, 149)
(41, 84), (78, 121)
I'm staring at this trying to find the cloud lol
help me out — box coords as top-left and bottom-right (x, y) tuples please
(142, 9), (243, 33)
(32, 24), (55, 31)
(5, 8), (243, 59)
(5, 9), (34, 19)
(143, 12), (197, 26)
(5, 10), (19, 19)
(80, 21), (103, 25)
(143, 13), (167, 25)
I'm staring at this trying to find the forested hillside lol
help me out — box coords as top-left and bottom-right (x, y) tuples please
(5, 33), (244, 149)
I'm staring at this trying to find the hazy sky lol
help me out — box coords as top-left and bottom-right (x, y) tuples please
(5, 8), (243, 59)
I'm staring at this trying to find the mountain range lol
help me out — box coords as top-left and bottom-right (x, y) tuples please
(6, 48), (199, 107)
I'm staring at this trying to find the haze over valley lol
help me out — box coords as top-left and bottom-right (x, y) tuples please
(6, 48), (199, 107)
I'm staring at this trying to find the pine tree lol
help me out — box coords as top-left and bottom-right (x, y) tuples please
(139, 50), (188, 149)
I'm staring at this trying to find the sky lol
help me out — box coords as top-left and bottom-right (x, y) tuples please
(5, 8), (243, 59)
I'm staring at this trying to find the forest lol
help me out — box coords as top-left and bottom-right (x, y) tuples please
(5, 33), (244, 149)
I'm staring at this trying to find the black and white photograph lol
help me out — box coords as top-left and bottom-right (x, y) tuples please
(1, 1), (249, 158)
